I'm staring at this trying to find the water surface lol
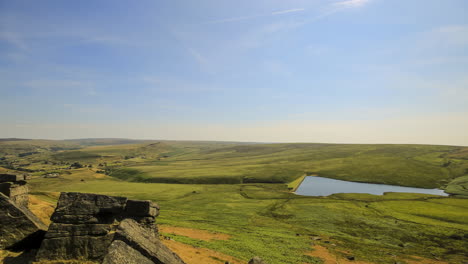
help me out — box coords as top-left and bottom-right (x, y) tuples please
(295, 176), (448, 196)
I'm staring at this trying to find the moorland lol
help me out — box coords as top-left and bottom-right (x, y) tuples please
(1, 138), (467, 264)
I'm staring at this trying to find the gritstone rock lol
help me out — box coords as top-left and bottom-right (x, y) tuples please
(0, 173), (30, 208)
(248, 256), (268, 264)
(36, 192), (185, 264)
(0, 193), (47, 250)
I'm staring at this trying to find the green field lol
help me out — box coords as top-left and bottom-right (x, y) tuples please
(1, 139), (468, 263)
(3, 139), (467, 189)
(27, 175), (468, 264)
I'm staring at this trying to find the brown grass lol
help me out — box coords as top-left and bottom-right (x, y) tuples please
(29, 195), (56, 226)
(305, 245), (373, 264)
(0, 167), (11, 173)
(305, 246), (451, 264)
(403, 256), (448, 264)
(159, 225), (231, 241)
(162, 239), (243, 264)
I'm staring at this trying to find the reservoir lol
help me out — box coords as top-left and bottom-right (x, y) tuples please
(295, 176), (448, 196)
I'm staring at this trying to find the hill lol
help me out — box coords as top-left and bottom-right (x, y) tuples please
(1, 140), (467, 263)
(2, 140), (468, 189)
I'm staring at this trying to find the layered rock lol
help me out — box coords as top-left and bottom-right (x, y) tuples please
(0, 173), (30, 182)
(0, 193), (47, 250)
(36, 192), (185, 264)
(103, 219), (184, 264)
(0, 173), (30, 208)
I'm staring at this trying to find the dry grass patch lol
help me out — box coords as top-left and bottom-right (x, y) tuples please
(29, 195), (56, 226)
(305, 245), (373, 264)
(162, 239), (242, 264)
(403, 256), (448, 264)
(159, 225), (231, 241)
(0, 167), (12, 173)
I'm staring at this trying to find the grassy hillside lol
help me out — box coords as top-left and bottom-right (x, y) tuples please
(105, 143), (468, 188)
(1, 140), (467, 263)
(25, 171), (468, 264)
(2, 140), (468, 189)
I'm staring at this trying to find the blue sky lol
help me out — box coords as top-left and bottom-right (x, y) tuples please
(1, 0), (467, 145)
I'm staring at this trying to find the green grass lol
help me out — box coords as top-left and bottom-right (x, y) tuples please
(100, 143), (468, 188)
(2, 139), (468, 263)
(445, 175), (468, 197)
(27, 174), (468, 264)
(51, 151), (102, 161)
(4, 140), (468, 189)
(287, 174), (307, 191)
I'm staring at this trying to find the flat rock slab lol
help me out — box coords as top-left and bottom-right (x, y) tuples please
(51, 192), (128, 224)
(125, 200), (159, 217)
(113, 219), (185, 264)
(102, 240), (154, 264)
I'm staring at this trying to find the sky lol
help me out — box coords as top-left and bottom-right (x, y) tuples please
(0, 0), (467, 145)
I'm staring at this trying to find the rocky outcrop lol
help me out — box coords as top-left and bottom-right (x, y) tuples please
(0, 173), (30, 208)
(103, 240), (155, 264)
(103, 219), (184, 264)
(0, 173), (30, 182)
(36, 192), (185, 264)
(248, 256), (268, 264)
(0, 193), (47, 250)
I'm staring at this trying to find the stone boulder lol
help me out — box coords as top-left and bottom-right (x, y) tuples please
(103, 240), (154, 264)
(36, 192), (184, 264)
(0, 181), (29, 208)
(0, 173), (30, 208)
(0, 193), (47, 250)
(104, 219), (185, 264)
(0, 173), (28, 183)
(50, 192), (128, 224)
(248, 256), (268, 264)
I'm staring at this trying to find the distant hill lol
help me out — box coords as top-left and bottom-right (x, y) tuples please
(63, 138), (156, 146)
(0, 138), (32, 142)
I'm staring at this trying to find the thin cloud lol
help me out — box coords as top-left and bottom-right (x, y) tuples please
(333, 0), (371, 8)
(205, 0), (371, 25)
(314, 0), (372, 20)
(205, 8), (306, 24)
(188, 48), (211, 69)
(271, 8), (305, 15)
(205, 14), (266, 24)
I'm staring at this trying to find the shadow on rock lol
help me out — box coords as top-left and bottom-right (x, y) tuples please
(3, 250), (36, 264)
